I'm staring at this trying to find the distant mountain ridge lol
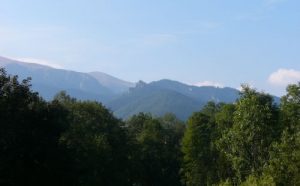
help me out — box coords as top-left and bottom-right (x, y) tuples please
(89, 71), (135, 94)
(107, 80), (240, 120)
(0, 56), (242, 120)
(149, 79), (238, 103)
(0, 56), (134, 103)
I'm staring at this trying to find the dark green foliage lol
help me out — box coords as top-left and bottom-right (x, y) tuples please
(264, 83), (300, 185)
(182, 112), (214, 186)
(215, 104), (235, 131)
(214, 104), (237, 182)
(181, 84), (299, 185)
(126, 113), (185, 186)
(181, 102), (230, 186)
(1, 67), (300, 186)
(280, 83), (300, 132)
(216, 86), (279, 182)
(0, 68), (73, 186)
(54, 92), (131, 186)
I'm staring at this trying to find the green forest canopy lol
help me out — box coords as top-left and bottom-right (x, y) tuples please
(0, 68), (300, 186)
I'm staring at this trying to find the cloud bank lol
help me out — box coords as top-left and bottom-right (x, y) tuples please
(268, 68), (300, 86)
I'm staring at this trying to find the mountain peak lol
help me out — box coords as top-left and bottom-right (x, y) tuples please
(89, 71), (135, 94)
(0, 55), (243, 120)
(136, 80), (147, 88)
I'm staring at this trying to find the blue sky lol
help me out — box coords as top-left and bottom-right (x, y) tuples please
(0, 0), (300, 96)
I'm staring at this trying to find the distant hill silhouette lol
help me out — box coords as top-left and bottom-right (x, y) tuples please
(0, 56), (134, 103)
(107, 80), (240, 120)
(89, 71), (135, 94)
(0, 56), (247, 120)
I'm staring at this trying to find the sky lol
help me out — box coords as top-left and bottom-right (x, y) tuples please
(0, 0), (300, 96)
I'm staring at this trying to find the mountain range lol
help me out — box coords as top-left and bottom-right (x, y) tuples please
(107, 80), (239, 120)
(0, 56), (241, 120)
(0, 56), (134, 103)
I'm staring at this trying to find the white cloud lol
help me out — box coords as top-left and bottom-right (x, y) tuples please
(193, 81), (224, 88)
(14, 57), (63, 69)
(268, 68), (300, 86)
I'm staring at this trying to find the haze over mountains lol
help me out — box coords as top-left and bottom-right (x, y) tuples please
(0, 56), (133, 102)
(108, 80), (239, 120)
(0, 56), (240, 120)
(89, 71), (135, 94)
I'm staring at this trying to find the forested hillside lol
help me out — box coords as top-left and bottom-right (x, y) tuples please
(107, 80), (240, 120)
(1, 68), (300, 185)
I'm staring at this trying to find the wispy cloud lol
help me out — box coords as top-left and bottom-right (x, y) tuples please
(193, 81), (224, 88)
(268, 68), (300, 86)
(13, 57), (63, 69)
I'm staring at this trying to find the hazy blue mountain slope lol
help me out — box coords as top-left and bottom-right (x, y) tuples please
(0, 57), (114, 102)
(107, 86), (204, 120)
(89, 71), (135, 94)
(149, 79), (239, 103)
(109, 79), (240, 119)
(2, 56), (276, 121)
(107, 80), (240, 120)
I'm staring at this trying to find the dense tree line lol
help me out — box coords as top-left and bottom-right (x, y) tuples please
(181, 85), (300, 186)
(0, 68), (300, 185)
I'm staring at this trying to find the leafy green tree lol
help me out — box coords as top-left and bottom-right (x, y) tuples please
(266, 131), (300, 185)
(181, 111), (216, 186)
(215, 104), (235, 132)
(55, 92), (130, 186)
(280, 83), (300, 133)
(217, 86), (279, 183)
(214, 104), (236, 183)
(0, 68), (73, 186)
(5, 67), (300, 186)
(126, 113), (184, 186)
(265, 83), (300, 185)
(240, 174), (275, 186)
(181, 102), (236, 186)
